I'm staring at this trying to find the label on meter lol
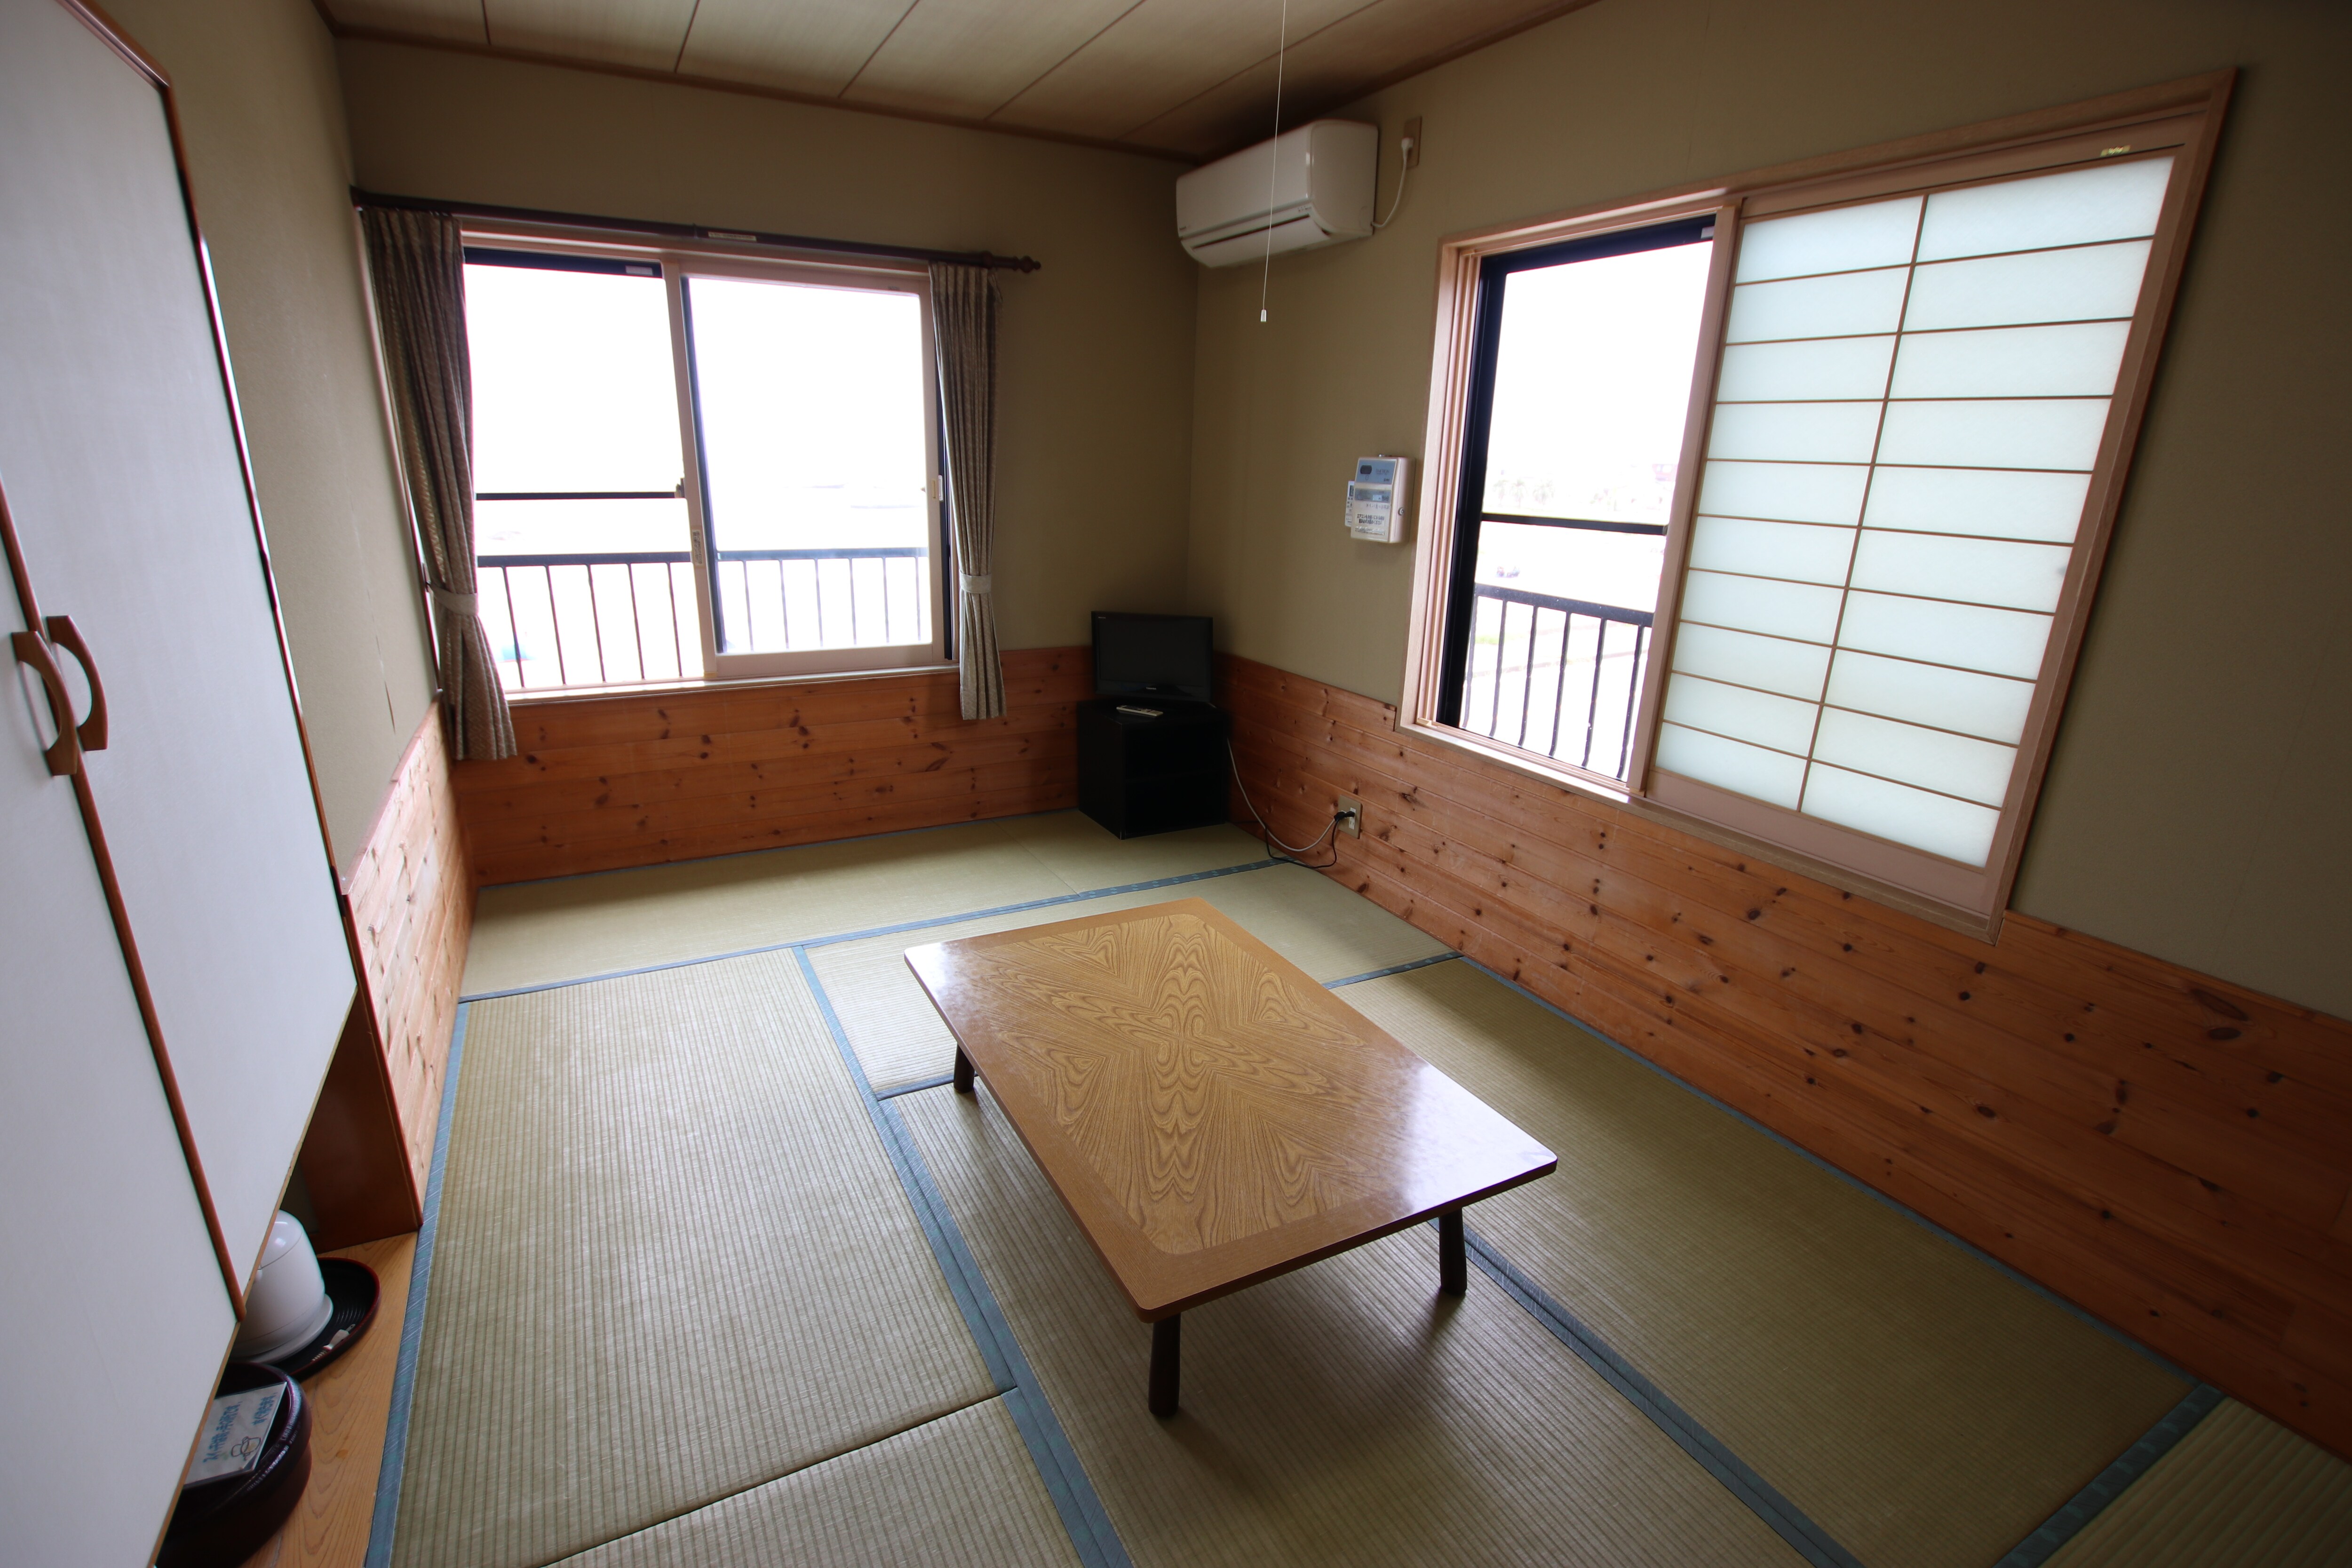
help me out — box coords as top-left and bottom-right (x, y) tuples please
(1344, 456), (1409, 543)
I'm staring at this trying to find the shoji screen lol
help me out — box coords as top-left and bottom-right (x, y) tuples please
(1654, 155), (2178, 880)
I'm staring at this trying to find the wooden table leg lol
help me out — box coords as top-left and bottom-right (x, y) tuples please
(953, 1045), (975, 1094)
(1149, 1314), (1181, 1417)
(1438, 1207), (1466, 1297)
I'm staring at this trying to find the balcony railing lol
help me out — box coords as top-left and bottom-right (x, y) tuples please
(1461, 582), (1653, 780)
(477, 548), (929, 692)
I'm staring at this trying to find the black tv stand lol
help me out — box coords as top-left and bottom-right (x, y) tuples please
(1077, 699), (1230, 839)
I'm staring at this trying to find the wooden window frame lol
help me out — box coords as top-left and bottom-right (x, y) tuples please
(1401, 71), (2234, 936)
(461, 224), (952, 694)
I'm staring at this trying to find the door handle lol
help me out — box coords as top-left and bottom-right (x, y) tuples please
(10, 629), (81, 776)
(42, 614), (106, 752)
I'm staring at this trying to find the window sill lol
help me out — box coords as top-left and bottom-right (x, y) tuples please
(501, 660), (958, 707)
(1397, 716), (1635, 806)
(1395, 716), (2002, 944)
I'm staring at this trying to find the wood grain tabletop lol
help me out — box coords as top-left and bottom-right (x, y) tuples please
(906, 898), (1556, 1318)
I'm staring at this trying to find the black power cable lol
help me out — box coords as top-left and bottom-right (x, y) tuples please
(1226, 737), (1343, 870)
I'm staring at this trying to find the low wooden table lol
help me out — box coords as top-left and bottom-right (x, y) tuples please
(905, 897), (1557, 1416)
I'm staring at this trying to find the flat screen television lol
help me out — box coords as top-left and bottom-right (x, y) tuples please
(1093, 612), (1213, 704)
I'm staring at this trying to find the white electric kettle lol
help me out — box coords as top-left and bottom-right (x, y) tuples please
(231, 1211), (333, 1364)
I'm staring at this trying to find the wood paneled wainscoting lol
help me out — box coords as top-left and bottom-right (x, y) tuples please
(300, 704), (475, 1245)
(1218, 653), (2352, 1459)
(453, 647), (1091, 886)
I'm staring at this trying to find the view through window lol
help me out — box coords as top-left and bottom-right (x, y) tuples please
(1410, 87), (2222, 923)
(683, 276), (933, 660)
(1438, 219), (1714, 781)
(466, 246), (943, 692)
(469, 251), (694, 690)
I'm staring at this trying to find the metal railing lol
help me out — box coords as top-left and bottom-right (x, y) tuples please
(1461, 583), (1653, 780)
(477, 547), (929, 692)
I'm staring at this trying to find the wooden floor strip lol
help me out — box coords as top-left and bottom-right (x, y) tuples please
(235, 1235), (418, 1568)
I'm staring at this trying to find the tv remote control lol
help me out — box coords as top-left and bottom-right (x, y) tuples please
(1115, 704), (1163, 718)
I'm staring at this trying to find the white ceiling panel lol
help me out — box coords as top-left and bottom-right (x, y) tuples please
(483, 0), (699, 70)
(322, 0), (1596, 158)
(839, 0), (1141, 121)
(674, 0), (919, 97)
(326, 0), (488, 46)
(1131, 0), (1586, 155)
(986, 0), (1378, 140)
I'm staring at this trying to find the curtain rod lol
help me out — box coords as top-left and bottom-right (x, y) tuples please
(350, 187), (1041, 273)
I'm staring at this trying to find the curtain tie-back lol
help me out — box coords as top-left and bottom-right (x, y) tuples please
(959, 573), (993, 594)
(433, 588), (479, 615)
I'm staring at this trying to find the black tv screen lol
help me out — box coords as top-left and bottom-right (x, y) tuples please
(1093, 612), (1213, 703)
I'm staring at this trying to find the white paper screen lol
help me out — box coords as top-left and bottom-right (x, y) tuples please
(1657, 155), (2174, 867)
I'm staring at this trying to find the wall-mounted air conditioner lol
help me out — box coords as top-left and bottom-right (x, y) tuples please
(1176, 120), (1378, 268)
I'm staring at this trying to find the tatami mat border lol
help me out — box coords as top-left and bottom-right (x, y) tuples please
(1454, 1217), (1863, 1568)
(1453, 956), (2189, 1382)
(1326, 952), (1463, 987)
(458, 857), (1280, 1003)
(878, 1072), (960, 1100)
(793, 948), (1134, 1568)
(1430, 955), (2213, 1566)
(1995, 1383), (2226, 1568)
(367, 1001), (471, 1568)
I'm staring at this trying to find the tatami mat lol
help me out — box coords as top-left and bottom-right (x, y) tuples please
(394, 956), (994, 1568)
(810, 862), (1447, 1093)
(413, 817), (2247, 1568)
(550, 1400), (1082, 1568)
(1341, 960), (2191, 1568)
(2044, 1397), (2352, 1568)
(998, 814), (1269, 890)
(898, 1080), (1808, 1568)
(462, 820), (1067, 996)
(461, 813), (1271, 998)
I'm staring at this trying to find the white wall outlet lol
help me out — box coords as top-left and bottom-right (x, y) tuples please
(1335, 795), (1363, 836)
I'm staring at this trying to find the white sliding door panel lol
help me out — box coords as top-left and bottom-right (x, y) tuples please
(1658, 152), (2183, 882)
(0, 590), (234, 1565)
(0, 0), (352, 1286)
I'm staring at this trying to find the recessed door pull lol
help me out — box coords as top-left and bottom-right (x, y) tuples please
(10, 628), (81, 776)
(43, 614), (106, 751)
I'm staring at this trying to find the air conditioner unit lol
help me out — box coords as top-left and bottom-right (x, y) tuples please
(1176, 120), (1378, 268)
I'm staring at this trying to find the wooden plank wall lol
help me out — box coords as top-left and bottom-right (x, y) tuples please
(453, 647), (1090, 886)
(1220, 653), (2352, 1459)
(342, 703), (475, 1197)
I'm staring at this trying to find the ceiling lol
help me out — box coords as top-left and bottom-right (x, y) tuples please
(319, 0), (1593, 160)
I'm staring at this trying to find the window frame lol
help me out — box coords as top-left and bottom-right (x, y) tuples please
(461, 225), (952, 694)
(1432, 213), (1719, 781)
(1402, 72), (2233, 935)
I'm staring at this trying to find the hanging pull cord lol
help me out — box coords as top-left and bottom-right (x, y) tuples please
(1258, 0), (1289, 324)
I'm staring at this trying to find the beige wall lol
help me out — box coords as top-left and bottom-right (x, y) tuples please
(335, 40), (1200, 656)
(107, 0), (437, 876)
(1184, 0), (2352, 1019)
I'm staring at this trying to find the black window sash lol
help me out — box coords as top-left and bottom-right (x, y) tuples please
(1434, 216), (1714, 728)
